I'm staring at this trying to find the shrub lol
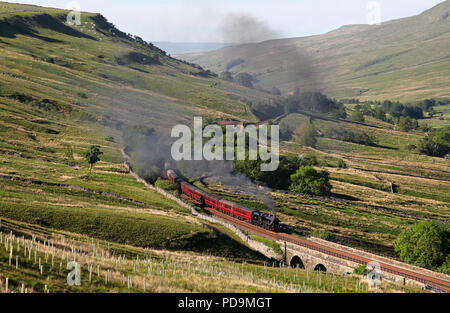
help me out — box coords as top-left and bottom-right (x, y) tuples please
(351, 111), (365, 123)
(323, 126), (377, 146)
(289, 166), (332, 196)
(394, 221), (448, 269)
(418, 127), (450, 158)
(294, 124), (317, 148)
(337, 159), (347, 169)
(155, 179), (179, 193)
(312, 229), (334, 240)
(219, 71), (233, 81)
(236, 73), (254, 88)
(104, 136), (115, 142)
(353, 265), (368, 275)
(398, 116), (418, 132)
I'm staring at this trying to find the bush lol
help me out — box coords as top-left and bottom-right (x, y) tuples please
(398, 116), (418, 132)
(323, 126), (377, 146)
(104, 136), (115, 142)
(351, 111), (365, 123)
(282, 92), (346, 118)
(236, 73), (254, 88)
(337, 159), (347, 169)
(394, 221), (448, 269)
(353, 265), (368, 275)
(439, 256), (450, 275)
(234, 154), (319, 190)
(418, 127), (450, 158)
(248, 100), (284, 121)
(270, 87), (281, 95)
(289, 166), (332, 196)
(294, 124), (317, 148)
(219, 71), (233, 81)
(155, 179), (179, 193)
(312, 229), (334, 240)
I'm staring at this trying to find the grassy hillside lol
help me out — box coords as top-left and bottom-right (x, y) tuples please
(181, 1), (450, 102)
(8, 217), (420, 293)
(0, 2), (280, 265)
(0, 2), (276, 131)
(0, 1), (448, 292)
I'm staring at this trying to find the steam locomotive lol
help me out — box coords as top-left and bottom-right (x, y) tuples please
(167, 169), (280, 232)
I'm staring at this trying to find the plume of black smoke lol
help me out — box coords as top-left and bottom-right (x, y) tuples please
(123, 126), (276, 214)
(219, 13), (321, 94)
(124, 127), (175, 183)
(221, 13), (280, 44)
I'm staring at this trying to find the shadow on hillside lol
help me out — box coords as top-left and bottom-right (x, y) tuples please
(0, 14), (96, 41)
(331, 193), (359, 201)
(371, 143), (399, 150)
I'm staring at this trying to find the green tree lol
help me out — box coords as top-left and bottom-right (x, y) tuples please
(374, 107), (387, 121)
(236, 72), (254, 88)
(84, 145), (103, 170)
(219, 71), (233, 81)
(394, 221), (448, 269)
(337, 159), (347, 169)
(294, 123), (317, 148)
(433, 126), (450, 146)
(351, 111), (365, 123)
(271, 87), (281, 95)
(289, 166), (332, 196)
(398, 116), (418, 132)
(439, 256), (450, 274)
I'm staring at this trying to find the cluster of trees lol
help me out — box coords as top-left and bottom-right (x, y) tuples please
(234, 154), (332, 196)
(349, 98), (449, 132)
(344, 98), (449, 113)
(293, 124), (318, 148)
(398, 116), (419, 132)
(220, 71), (282, 95)
(331, 127), (377, 146)
(395, 221), (449, 273)
(220, 71), (256, 88)
(282, 92), (347, 119)
(354, 101), (424, 122)
(248, 91), (347, 121)
(418, 126), (450, 158)
(351, 101), (430, 133)
(248, 100), (285, 120)
(289, 166), (332, 196)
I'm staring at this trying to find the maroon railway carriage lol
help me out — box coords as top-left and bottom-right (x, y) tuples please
(219, 200), (253, 222)
(180, 181), (205, 202)
(166, 169), (280, 232)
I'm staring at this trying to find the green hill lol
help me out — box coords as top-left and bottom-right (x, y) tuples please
(0, 2), (448, 292)
(0, 2), (273, 259)
(180, 1), (450, 102)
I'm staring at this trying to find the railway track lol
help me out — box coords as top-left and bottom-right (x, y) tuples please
(202, 205), (450, 293)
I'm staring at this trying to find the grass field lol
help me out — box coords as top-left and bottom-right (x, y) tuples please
(1, 217), (425, 293)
